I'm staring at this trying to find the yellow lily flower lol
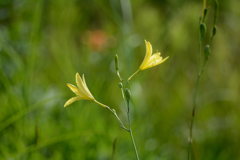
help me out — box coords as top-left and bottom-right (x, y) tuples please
(128, 40), (169, 81)
(139, 40), (169, 70)
(64, 73), (107, 108)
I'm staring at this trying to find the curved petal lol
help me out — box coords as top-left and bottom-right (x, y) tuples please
(139, 40), (152, 69)
(155, 56), (169, 66)
(76, 73), (86, 93)
(76, 73), (94, 100)
(64, 96), (83, 107)
(145, 52), (161, 67)
(145, 56), (169, 70)
(82, 74), (94, 99)
(67, 83), (80, 96)
(145, 41), (152, 58)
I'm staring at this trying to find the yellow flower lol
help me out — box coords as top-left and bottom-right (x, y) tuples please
(64, 73), (107, 108)
(139, 40), (169, 70)
(128, 40), (169, 82)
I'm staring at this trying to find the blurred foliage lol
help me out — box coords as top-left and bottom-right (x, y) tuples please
(0, 0), (240, 159)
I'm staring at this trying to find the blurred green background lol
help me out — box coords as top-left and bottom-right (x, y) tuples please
(0, 0), (239, 159)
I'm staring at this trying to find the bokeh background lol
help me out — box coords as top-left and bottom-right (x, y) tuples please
(0, 0), (239, 159)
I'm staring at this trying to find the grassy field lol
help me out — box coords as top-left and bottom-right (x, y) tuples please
(0, 0), (240, 159)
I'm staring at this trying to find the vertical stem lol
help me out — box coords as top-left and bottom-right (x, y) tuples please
(121, 88), (128, 111)
(116, 57), (139, 159)
(127, 99), (139, 160)
(187, 29), (203, 160)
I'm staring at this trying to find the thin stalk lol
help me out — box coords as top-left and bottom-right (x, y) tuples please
(94, 100), (109, 108)
(200, 60), (207, 76)
(121, 87), (128, 111)
(117, 71), (123, 82)
(202, 0), (206, 16)
(110, 107), (129, 132)
(188, 58), (208, 160)
(187, 29), (203, 160)
(116, 61), (139, 159)
(95, 100), (129, 131)
(127, 99), (139, 160)
(127, 70), (140, 87)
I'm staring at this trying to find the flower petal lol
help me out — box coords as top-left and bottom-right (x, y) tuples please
(139, 40), (152, 69)
(82, 74), (94, 99)
(76, 73), (93, 99)
(155, 56), (169, 65)
(146, 40), (152, 57)
(145, 52), (161, 67)
(67, 83), (80, 96)
(64, 96), (83, 107)
(76, 73), (86, 93)
(145, 56), (169, 70)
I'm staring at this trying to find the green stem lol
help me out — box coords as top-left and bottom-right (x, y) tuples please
(127, 99), (139, 160)
(127, 70), (140, 87)
(187, 75), (200, 160)
(94, 100), (109, 108)
(200, 59), (207, 76)
(188, 59), (208, 160)
(95, 100), (129, 131)
(117, 71), (123, 82)
(187, 29), (203, 160)
(116, 62), (139, 159)
(121, 87), (128, 112)
(110, 107), (129, 132)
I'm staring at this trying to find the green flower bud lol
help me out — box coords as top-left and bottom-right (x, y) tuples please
(204, 8), (208, 17)
(212, 26), (217, 37)
(112, 109), (116, 114)
(118, 82), (123, 88)
(125, 88), (131, 99)
(115, 54), (119, 71)
(204, 45), (211, 60)
(200, 23), (206, 38)
(203, 7), (208, 22)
